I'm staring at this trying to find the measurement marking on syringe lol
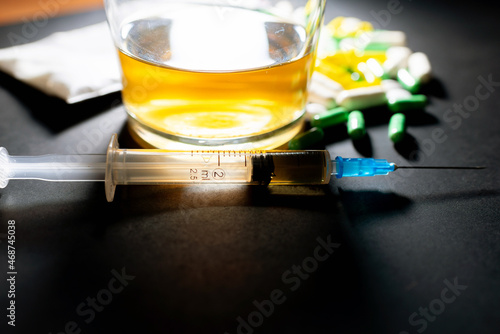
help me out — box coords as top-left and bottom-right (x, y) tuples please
(218, 154), (220, 166)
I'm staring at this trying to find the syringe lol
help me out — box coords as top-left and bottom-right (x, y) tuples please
(0, 134), (484, 202)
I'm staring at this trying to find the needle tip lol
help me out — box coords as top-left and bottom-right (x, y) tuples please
(394, 165), (486, 170)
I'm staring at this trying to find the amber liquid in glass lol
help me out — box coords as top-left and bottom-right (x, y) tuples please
(118, 4), (313, 146)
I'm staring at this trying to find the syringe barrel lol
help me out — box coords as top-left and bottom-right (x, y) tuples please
(263, 150), (332, 185)
(108, 150), (332, 186)
(103, 134), (332, 201)
(110, 150), (253, 185)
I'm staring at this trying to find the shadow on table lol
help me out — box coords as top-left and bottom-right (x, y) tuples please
(4, 185), (392, 333)
(419, 77), (448, 99)
(0, 71), (122, 133)
(8, 180), (497, 333)
(338, 188), (412, 224)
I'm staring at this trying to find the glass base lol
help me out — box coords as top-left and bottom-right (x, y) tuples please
(127, 114), (305, 150)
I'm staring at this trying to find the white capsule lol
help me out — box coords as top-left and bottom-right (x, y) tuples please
(364, 30), (407, 48)
(309, 72), (343, 108)
(339, 17), (364, 36)
(408, 52), (432, 84)
(308, 92), (337, 109)
(336, 85), (387, 111)
(291, 6), (306, 25)
(270, 1), (294, 18)
(317, 30), (339, 57)
(338, 37), (358, 51)
(309, 81), (339, 98)
(357, 62), (376, 83)
(307, 82), (338, 108)
(383, 46), (412, 78)
(366, 58), (385, 77)
(386, 88), (412, 104)
(308, 80), (338, 108)
(311, 72), (344, 93)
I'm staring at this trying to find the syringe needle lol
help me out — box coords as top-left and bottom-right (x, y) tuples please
(332, 157), (486, 179)
(394, 165), (486, 170)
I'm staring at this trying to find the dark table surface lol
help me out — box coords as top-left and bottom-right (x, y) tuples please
(1, 0), (499, 333)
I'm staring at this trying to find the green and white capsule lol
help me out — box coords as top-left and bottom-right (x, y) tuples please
(363, 30), (407, 50)
(386, 87), (413, 103)
(381, 79), (403, 91)
(408, 52), (432, 84)
(310, 107), (349, 128)
(288, 127), (324, 150)
(383, 46), (412, 78)
(347, 111), (366, 140)
(397, 68), (420, 93)
(336, 85), (387, 111)
(388, 113), (406, 143)
(388, 94), (427, 112)
(305, 103), (328, 121)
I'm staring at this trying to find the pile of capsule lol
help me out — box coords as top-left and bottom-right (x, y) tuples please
(289, 16), (433, 150)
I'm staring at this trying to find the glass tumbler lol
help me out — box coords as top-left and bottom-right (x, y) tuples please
(104, 0), (326, 149)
